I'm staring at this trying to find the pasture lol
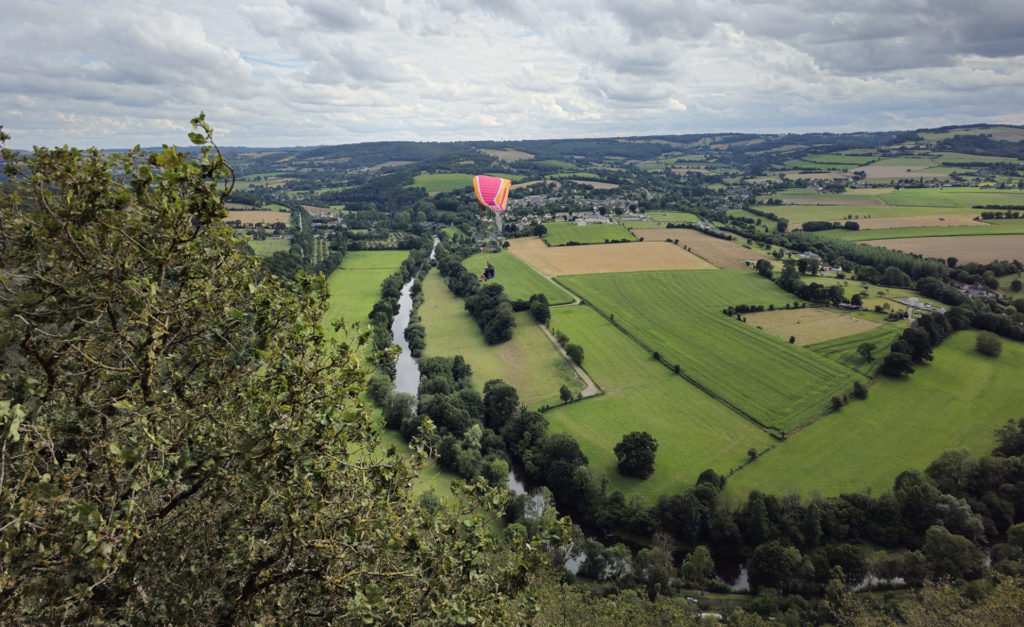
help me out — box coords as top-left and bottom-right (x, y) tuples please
(480, 148), (534, 161)
(460, 251), (574, 305)
(646, 211), (701, 223)
(226, 210), (291, 225)
(636, 228), (771, 269)
(859, 235), (1024, 263)
(807, 325), (903, 378)
(743, 308), (882, 346)
(557, 270), (865, 432)
(322, 251), (408, 334)
(508, 238), (714, 276)
(546, 306), (775, 502)
(725, 331), (1024, 497)
(541, 222), (638, 246)
(827, 222), (1024, 241)
(248, 238), (290, 257)
(411, 173), (475, 193)
(418, 270), (583, 408)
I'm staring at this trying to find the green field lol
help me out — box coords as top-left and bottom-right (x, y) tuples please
(322, 251), (408, 338)
(646, 211), (701, 223)
(541, 222), (638, 246)
(726, 331), (1024, 497)
(248, 238), (290, 257)
(418, 270), (583, 407)
(557, 270), (865, 432)
(546, 306), (774, 501)
(461, 251), (574, 305)
(806, 325), (903, 377)
(817, 222), (1024, 241)
(765, 187), (1024, 224)
(411, 173), (475, 193)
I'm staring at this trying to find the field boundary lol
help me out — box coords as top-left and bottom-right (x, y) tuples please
(552, 278), (785, 440)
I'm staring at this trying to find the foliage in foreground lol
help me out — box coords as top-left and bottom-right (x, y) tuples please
(0, 120), (564, 623)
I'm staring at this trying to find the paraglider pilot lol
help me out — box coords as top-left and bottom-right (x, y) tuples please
(481, 262), (495, 281)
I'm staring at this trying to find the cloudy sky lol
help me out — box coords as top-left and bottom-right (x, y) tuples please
(4, 0), (1024, 148)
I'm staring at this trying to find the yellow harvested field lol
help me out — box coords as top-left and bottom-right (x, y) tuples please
(854, 215), (983, 230)
(745, 308), (881, 346)
(861, 236), (1024, 264)
(637, 228), (771, 270)
(225, 210), (291, 225)
(507, 237), (713, 276)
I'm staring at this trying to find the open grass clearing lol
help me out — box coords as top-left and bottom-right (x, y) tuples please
(859, 235), (1024, 264)
(225, 210), (291, 225)
(853, 215), (984, 230)
(411, 173), (474, 193)
(301, 205), (337, 217)
(541, 222), (637, 246)
(787, 275), (943, 313)
(826, 222), (1024, 242)
(460, 251), (574, 305)
(571, 179), (619, 189)
(646, 211), (701, 223)
(508, 237), (713, 276)
(480, 148), (534, 161)
(248, 238), (291, 257)
(744, 308), (882, 346)
(546, 306), (775, 502)
(807, 325), (903, 378)
(558, 270), (864, 432)
(725, 331), (1024, 498)
(322, 253), (407, 334)
(419, 270), (583, 408)
(636, 228), (771, 270)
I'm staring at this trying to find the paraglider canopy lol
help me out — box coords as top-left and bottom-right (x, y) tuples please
(473, 175), (511, 232)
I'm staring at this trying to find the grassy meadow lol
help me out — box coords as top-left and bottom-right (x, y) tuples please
(460, 251), (574, 304)
(418, 270), (583, 407)
(248, 238), (290, 257)
(411, 173), (475, 193)
(322, 251), (408, 340)
(546, 306), (775, 502)
(541, 222), (638, 245)
(557, 270), (865, 433)
(806, 325), (904, 378)
(725, 331), (1024, 497)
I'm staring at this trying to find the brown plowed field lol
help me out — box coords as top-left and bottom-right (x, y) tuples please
(638, 228), (771, 270)
(507, 237), (713, 276)
(861, 236), (1024, 264)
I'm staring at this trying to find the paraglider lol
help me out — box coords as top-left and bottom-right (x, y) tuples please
(473, 175), (511, 233)
(480, 262), (495, 281)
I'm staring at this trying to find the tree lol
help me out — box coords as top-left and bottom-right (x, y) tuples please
(976, 330), (1003, 357)
(680, 545), (715, 595)
(559, 384), (573, 403)
(0, 121), (564, 623)
(1012, 279), (1023, 292)
(880, 351), (916, 377)
(755, 259), (773, 279)
(614, 431), (658, 479)
(529, 298), (551, 325)
(565, 343), (584, 365)
(857, 342), (876, 362)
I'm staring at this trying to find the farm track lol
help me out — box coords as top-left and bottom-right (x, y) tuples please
(537, 324), (600, 398)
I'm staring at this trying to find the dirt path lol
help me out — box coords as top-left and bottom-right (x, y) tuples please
(539, 324), (600, 398)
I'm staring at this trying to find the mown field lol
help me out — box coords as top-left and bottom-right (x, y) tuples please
(542, 222), (638, 245)
(725, 331), (1024, 497)
(460, 251), (574, 305)
(824, 222), (1024, 242)
(807, 325), (903, 378)
(557, 270), (866, 433)
(248, 238), (290, 257)
(645, 211), (701, 223)
(418, 270), (583, 407)
(226, 210), (292, 225)
(322, 251), (408, 338)
(508, 238), (713, 276)
(546, 306), (775, 501)
(411, 173), (475, 193)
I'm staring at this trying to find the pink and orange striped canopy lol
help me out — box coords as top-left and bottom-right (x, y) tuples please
(473, 175), (511, 213)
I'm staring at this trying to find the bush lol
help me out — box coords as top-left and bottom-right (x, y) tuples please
(976, 331), (1003, 357)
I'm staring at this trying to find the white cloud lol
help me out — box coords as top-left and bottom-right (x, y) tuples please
(2, 0), (1024, 147)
